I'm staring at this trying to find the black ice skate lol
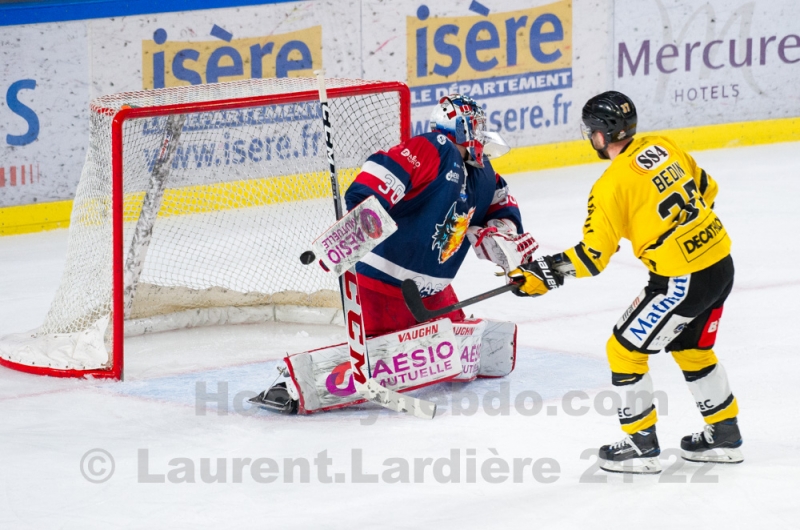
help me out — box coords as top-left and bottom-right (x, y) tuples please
(249, 382), (299, 414)
(598, 426), (661, 474)
(681, 417), (743, 464)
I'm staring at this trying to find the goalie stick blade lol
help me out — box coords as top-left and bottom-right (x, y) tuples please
(361, 379), (437, 420)
(401, 278), (524, 323)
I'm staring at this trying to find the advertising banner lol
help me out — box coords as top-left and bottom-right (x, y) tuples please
(90, 1), (359, 95)
(0, 21), (90, 207)
(363, 0), (609, 147)
(0, 1), (360, 208)
(288, 318), (461, 413)
(2, 0), (799, 211)
(614, 0), (800, 130)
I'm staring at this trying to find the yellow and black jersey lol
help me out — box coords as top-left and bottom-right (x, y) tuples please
(563, 135), (731, 278)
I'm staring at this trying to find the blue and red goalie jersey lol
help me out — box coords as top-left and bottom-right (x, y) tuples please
(344, 131), (524, 297)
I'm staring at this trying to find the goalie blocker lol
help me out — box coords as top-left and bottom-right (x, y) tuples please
(253, 317), (517, 414)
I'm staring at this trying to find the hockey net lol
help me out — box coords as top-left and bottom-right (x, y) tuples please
(0, 77), (410, 380)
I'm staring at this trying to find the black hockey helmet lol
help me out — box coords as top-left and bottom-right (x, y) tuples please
(581, 91), (637, 145)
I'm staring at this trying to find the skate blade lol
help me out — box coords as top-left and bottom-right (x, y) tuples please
(682, 447), (743, 464)
(600, 456), (662, 474)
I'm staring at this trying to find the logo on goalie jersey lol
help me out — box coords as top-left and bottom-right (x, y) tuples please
(401, 148), (422, 169)
(432, 202), (475, 264)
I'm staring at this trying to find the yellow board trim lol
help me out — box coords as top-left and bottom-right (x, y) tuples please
(120, 169), (358, 223)
(492, 115), (800, 174)
(0, 200), (73, 236)
(2, 116), (799, 236)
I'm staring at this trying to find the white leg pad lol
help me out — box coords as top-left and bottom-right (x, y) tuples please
(477, 319), (517, 378)
(285, 319), (462, 414)
(451, 320), (486, 382)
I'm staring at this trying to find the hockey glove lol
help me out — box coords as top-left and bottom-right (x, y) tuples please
(467, 219), (538, 276)
(508, 255), (564, 297)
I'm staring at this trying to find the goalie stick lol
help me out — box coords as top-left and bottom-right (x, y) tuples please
(123, 113), (186, 318)
(315, 70), (437, 420)
(401, 278), (524, 323)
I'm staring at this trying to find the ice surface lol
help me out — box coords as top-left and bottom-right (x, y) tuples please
(1, 142), (799, 529)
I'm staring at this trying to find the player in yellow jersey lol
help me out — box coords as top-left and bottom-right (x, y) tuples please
(509, 91), (743, 474)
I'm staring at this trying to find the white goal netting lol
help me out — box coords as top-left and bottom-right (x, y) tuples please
(0, 77), (406, 376)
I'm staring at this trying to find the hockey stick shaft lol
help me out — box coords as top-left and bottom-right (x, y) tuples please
(315, 71), (351, 327)
(316, 71), (344, 220)
(315, 71), (435, 419)
(402, 278), (524, 323)
(316, 71), (361, 368)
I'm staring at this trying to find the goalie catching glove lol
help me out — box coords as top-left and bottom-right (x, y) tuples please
(508, 254), (572, 297)
(467, 219), (538, 276)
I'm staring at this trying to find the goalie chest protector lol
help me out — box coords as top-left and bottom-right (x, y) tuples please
(345, 132), (523, 296)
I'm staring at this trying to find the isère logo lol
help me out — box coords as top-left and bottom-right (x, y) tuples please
(142, 24), (322, 89)
(406, 0), (573, 106)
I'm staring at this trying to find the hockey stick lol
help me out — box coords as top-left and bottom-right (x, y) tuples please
(123, 113), (186, 318)
(315, 71), (436, 419)
(401, 278), (524, 323)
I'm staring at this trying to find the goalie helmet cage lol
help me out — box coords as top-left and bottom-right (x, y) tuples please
(0, 77), (410, 381)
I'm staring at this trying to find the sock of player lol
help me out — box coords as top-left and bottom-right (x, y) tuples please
(681, 362), (738, 423)
(613, 372), (657, 434)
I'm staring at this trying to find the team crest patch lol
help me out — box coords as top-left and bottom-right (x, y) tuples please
(432, 202), (475, 263)
(437, 134), (447, 145)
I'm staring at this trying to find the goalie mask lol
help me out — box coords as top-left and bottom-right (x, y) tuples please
(430, 94), (488, 168)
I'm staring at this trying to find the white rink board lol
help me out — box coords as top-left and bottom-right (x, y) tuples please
(614, 0), (800, 130)
(0, 21), (90, 207)
(0, 1), (362, 208)
(1, 0), (800, 209)
(362, 0), (609, 145)
(88, 1), (361, 95)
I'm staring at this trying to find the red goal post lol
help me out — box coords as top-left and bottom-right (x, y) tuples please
(0, 78), (411, 381)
